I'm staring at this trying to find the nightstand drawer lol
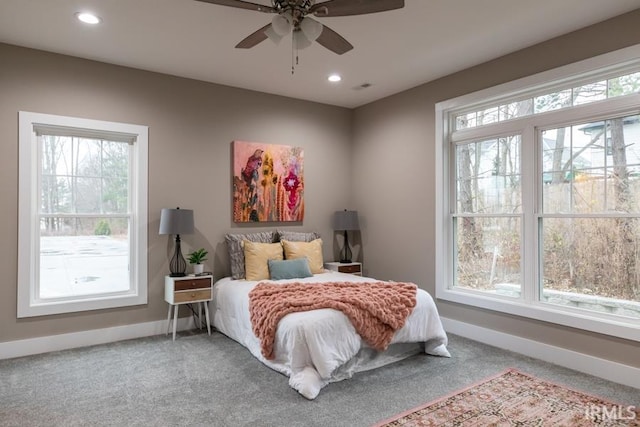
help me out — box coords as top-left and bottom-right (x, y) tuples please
(338, 264), (361, 274)
(173, 289), (212, 303)
(174, 278), (212, 291)
(324, 262), (362, 276)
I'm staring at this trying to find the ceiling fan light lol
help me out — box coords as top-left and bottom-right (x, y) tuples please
(300, 18), (322, 42)
(264, 25), (284, 44)
(271, 14), (291, 36)
(293, 31), (312, 50)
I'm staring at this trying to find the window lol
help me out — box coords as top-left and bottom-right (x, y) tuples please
(436, 45), (640, 341)
(18, 112), (148, 317)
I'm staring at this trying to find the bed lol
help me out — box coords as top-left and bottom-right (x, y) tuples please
(209, 269), (450, 399)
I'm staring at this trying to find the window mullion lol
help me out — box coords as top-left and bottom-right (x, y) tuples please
(34, 135), (43, 305)
(520, 125), (537, 304)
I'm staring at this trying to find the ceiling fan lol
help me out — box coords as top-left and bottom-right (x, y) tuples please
(194, 0), (405, 55)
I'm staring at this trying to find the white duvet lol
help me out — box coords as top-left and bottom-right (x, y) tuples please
(209, 271), (450, 399)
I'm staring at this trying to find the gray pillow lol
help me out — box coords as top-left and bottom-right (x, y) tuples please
(225, 231), (275, 279)
(276, 230), (321, 242)
(268, 258), (313, 281)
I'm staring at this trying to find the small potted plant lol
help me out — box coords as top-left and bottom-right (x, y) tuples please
(187, 248), (208, 275)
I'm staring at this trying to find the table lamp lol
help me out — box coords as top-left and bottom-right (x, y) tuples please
(333, 209), (360, 263)
(159, 207), (194, 277)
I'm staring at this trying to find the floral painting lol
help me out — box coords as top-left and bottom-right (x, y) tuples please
(233, 140), (304, 223)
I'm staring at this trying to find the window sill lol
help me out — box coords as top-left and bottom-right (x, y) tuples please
(436, 287), (640, 342)
(17, 292), (147, 318)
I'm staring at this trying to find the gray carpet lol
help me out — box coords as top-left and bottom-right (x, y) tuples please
(0, 331), (637, 427)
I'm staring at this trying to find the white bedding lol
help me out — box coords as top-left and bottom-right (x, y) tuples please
(209, 271), (450, 399)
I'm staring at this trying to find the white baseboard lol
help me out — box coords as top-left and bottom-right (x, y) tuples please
(441, 317), (640, 390)
(0, 317), (197, 360)
(3, 315), (638, 391)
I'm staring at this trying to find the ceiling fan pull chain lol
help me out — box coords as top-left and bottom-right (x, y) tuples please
(291, 32), (295, 75)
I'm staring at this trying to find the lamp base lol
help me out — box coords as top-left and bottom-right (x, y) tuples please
(168, 234), (188, 277)
(339, 230), (353, 264)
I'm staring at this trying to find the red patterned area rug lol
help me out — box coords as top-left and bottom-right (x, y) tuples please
(374, 368), (639, 426)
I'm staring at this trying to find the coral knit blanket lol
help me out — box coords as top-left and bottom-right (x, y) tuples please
(248, 281), (418, 360)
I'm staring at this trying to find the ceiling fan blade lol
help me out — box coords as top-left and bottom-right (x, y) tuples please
(194, 0), (276, 13)
(315, 24), (353, 55)
(235, 24), (271, 49)
(311, 0), (404, 17)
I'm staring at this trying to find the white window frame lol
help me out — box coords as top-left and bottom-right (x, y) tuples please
(436, 45), (640, 342)
(18, 111), (148, 317)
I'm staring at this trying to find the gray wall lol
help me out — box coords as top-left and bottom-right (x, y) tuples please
(351, 9), (640, 368)
(0, 43), (352, 342)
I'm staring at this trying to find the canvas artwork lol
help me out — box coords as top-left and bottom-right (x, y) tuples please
(233, 140), (304, 223)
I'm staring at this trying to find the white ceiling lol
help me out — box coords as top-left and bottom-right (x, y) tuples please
(1, 0), (640, 108)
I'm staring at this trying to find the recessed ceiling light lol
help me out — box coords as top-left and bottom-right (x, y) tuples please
(328, 74), (342, 83)
(75, 12), (102, 25)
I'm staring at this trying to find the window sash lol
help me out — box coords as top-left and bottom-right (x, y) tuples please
(34, 133), (135, 304)
(34, 215), (133, 302)
(37, 135), (133, 215)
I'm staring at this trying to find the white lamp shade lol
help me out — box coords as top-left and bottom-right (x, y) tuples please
(271, 14), (291, 36)
(300, 17), (322, 42)
(264, 25), (284, 44)
(294, 31), (312, 50)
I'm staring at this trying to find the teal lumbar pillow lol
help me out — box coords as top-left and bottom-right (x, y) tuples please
(268, 258), (313, 280)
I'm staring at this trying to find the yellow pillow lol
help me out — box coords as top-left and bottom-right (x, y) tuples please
(281, 239), (323, 274)
(243, 241), (283, 281)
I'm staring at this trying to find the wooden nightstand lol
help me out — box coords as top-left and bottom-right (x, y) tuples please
(324, 262), (362, 276)
(164, 275), (213, 341)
